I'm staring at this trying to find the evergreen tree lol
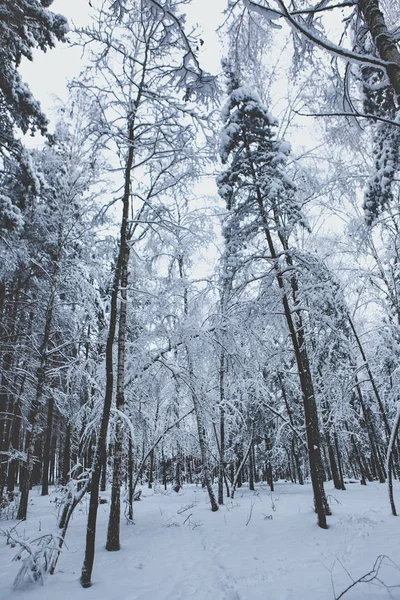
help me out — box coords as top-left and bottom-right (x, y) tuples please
(0, 1), (68, 194)
(217, 62), (330, 528)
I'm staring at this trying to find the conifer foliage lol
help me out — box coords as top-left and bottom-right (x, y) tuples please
(0, 0), (68, 155)
(217, 62), (329, 528)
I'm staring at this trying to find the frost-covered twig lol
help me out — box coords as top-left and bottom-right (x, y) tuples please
(334, 555), (400, 599)
(246, 499), (255, 526)
(177, 503), (194, 514)
(244, 0), (391, 70)
(50, 472), (91, 574)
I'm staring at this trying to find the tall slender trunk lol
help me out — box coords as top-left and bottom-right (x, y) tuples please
(128, 436), (134, 520)
(17, 285), (58, 519)
(61, 422), (71, 486)
(334, 433), (346, 490)
(325, 429), (341, 489)
(41, 395), (54, 496)
(173, 444), (182, 493)
(387, 403), (400, 515)
(244, 135), (329, 527)
(192, 395), (218, 510)
(218, 351), (226, 504)
(106, 240), (130, 554)
(231, 432), (254, 498)
(349, 316), (390, 441)
(0, 352), (13, 496)
(80, 115), (135, 586)
(259, 220), (328, 524)
(186, 349), (218, 511)
(279, 373), (304, 485)
(6, 403), (21, 494)
(0, 279), (23, 495)
(355, 381), (385, 482)
(249, 440), (255, 491)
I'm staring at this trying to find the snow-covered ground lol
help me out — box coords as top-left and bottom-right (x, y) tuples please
(1, 481), (400, 599)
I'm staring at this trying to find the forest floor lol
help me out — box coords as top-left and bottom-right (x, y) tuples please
(1, 480), (400, 599)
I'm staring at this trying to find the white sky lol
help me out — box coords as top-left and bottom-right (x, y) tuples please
(20, 0), (227, 132)
(17, 0), (355, 278)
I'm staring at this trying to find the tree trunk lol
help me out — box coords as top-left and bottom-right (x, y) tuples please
(250, 160), (329, 527)
(148, 449), (155, 489)
(354, 383), (386, 482)
(326, 430), (341, 489)
(231, 433), (254, 498)
(186, 350), (218, 511)
(334, 433), (346, 491)
(218, 351), (226, 505)
(387, 403), (400, 515)
(61, 423), (71, 486)
(349, 316), (390, 441)
(192, 395), (218, 511)
(80, 116), (134, 585)
(128, 436), (134, 520)
(249, 441), (255, 491)
(359, 0), (400, 98)
(17, 227), (63, 520)
(41, 395), (54, 496)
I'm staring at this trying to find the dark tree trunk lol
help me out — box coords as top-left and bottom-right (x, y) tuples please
(148, 449), (155, 489)
(162, 447), (167, 491)
(218, 352), (226, 505)
(249, 441), (255, 491)
(251, 170), (329, 527)
(6, 399), (21, 494)
(192, 400), (218, 511)
(185, 342), (218, 511)
(80, 152), (132, 585)
(0, 352), (13, 495)
(387, 404), (400, 515)
(349, 316), (390, 441)
(355, 383), (385, 483)
(17, 240), (61, 520)
(187, 456), (193, 485)
(326, 430), (341, 490)
(107, 235), (131, 552)
(359, 0), (400, 98)
(334, 433), (346, 490)
(268, 463), (274, 492)
(61, 423), (71, 486)
(41, 396), (54, 496)
(173, 447), (181, 493)
(100, 457), (107, 492)
(128, 436), (134, 520)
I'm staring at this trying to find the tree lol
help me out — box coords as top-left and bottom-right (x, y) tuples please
(0, 0), (68, 200)
(240, 0), (400, 223)
(217, 62), (330, 527)
(76, 0), (216, 586)
(0, 103), (103, 516)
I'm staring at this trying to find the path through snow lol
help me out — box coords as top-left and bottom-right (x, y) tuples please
(1, 481), (400, 599)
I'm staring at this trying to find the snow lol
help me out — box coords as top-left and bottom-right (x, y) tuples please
(1, 481), (400, 599)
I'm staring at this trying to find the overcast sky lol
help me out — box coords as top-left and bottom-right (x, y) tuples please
(20, 0), (226, 135)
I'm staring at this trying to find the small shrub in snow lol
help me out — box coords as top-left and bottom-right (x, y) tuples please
(1, 528), (62, 588)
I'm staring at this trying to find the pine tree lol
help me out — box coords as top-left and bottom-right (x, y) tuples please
(217, 62), (330, 528)
(0, 1), (68, 192)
